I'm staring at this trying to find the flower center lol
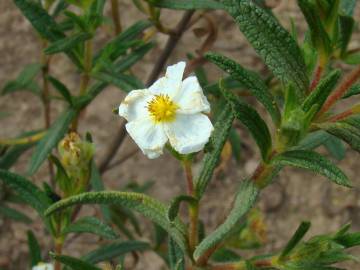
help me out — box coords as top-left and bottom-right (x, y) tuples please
(147, 94), (178, 123)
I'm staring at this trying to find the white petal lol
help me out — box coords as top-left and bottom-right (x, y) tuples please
(118, 89), (153, 122)
(174, 76), (210, 114)
(149, 61), (186, 98)
(126, 118), (168, 159)
(32, 264), (54, 270)
(164, 114), (213, 154)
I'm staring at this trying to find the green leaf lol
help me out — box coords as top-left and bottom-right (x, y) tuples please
(298, 0), (331, 55)
(195, 105), (234, 198)
(92, 72), (142, 93)
(0, 205), (32, 223)
(194, 180), (259, 261)
(229, 128), (242, 163)
(222, 0), (309, 95)
(14, 0), (82, 68)
(62, 216), (117, 239)
(152, 0), (224, 10)
(0, 144), (34, 169)
(47, 76), (73, 104)
(44, 32), (92, 55)
(45, 191), (188, 252)
(27, 231), (42, 267)
(296, 131), (332, 150)
(319, 116), (360, 153)
(206, 52), (281, 125)
(340, 0), (357, 16)
(222, 88), (272, 161)
(168, 237), (185, 270)
(2, 63), (42, 96)
(0, 170), (51, 216)
(210, 248), (242, 263)
(344, 51), (360, 65)
(51, 253), (101, 270)
(338, 15), (355, 56)
(280, 221), (311, 259)
(324, 136), (346, 160)
(28, 109), (77, 175)
(271, 150), (352, 187)
(342, 83), (360, 99)
(89, 162), (111, 222)
(168, 195), (197, 221)
(335, 232), (360, 248)
(82, 240), (150, 264)
(302, 69), (341, 112)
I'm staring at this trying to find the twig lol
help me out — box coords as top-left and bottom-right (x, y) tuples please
(111, 0), (122, 35)
(99, 120), (127, 173)
(99, 10), (195, 174)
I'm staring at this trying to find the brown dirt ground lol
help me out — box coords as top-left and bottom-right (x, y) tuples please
(0, 0), (360, 269)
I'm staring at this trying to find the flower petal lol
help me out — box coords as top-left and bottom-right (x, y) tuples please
(164, 113), (213, 154)
(118, 89), (153, 122)
(149, 61), (186, 98)
(126, 118), (168, 159)
(174, 76), (210, 114)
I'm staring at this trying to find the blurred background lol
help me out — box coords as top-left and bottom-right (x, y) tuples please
(0, 0), (360, 269)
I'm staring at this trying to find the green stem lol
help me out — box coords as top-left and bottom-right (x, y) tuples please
(111, 0), (122, 35)
(183, 160), (198, 254)
(72, 39), (93, 131)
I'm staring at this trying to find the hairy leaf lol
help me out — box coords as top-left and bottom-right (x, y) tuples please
(62, 216), (117, 239)
(342, 83), (360, 99)
(51, 254), (101, 270)
(47, 76), (73, 105)
(338, 15), (355, 56)
(206, 52), (281, 125)
(302, 69), (341, 112)
(195, 105), (234, 198)
(168, 237), (185, 270)
(280, 221), (311, 259)
(271, 150), (351, 187)
(152, 0), (224, 10)
(194, 180), (259, 261)
(28, 109), (77, 175)
(223, 89), (272, 161)
(27, 231), (42, 267)
(45, 191), (188, 252)
(340, 0), (357, 16)
(82, 240), (150, 264)
(168, 195), (197, 221)
(44, 32), (92, 55)
(0, 205), (32, 223)
(0, 170), (51, 216)
(222, 0), (309, 95)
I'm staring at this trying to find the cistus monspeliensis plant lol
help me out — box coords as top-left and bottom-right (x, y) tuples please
(1, 0), (360, 269)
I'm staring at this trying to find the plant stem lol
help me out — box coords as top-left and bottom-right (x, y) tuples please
(0, 131), (45, 145)
(318, 65), (360, 116)
(111, 0), (122, 35)
(309, 64), (324, 92)
(327, 103), (360, 122)
(72, 39), (93, 131)
(183, 160), (198, 254)
(54, 239), (63, 270)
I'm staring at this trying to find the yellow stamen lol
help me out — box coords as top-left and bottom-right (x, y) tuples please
(147, 94), (178, 123)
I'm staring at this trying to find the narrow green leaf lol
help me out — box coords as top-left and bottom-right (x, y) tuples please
(194, 180), (259, 261)
(280, 221), (311, 259)
(89, 162), (111, 222)
(28, 109), (77, 175)
(2, 63), (42, 96)
(229, 128), (242, 163)
(335, 232), (360, 248)
(324, 136), (346, 160)
(206, 52), (281, 125)
(0, 205), (32, 223)
(14, 0), (82, 68)
(168, 195), (197, 221)
(340, 0), (357, 16)
(62, 216), (117, 239)
(0, 144), (34, 169)
(222, 0), (309, 95)
(342, 83), (360, 99)
(51, 254), (101, 270)
(47, 76), (73, 104)
(195, 105), (234, 198)
(210, 248), (242, 263)
(168, 237), (185, 270)
(222, 89), (272, 161)
(338, 15), (355, 56)
(203, 76), (244, 97)
(302, 69), (341, 112)
(0, 169), (51, 216)
(27, 231), (42, 267)
(296, 131), (332, 150)
(45, 191), (188, 253)
(271, 150), (352, 187)
(298, 0), (331, 55)
(44, 32), (92, 55)
(92, 72), (142, 93)
(82, 240), (150, 264)
(152, 0), (224, 10)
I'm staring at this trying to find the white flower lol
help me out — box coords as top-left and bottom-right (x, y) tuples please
(32, 263), (54, 270)
(118, 61), (213, 159)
